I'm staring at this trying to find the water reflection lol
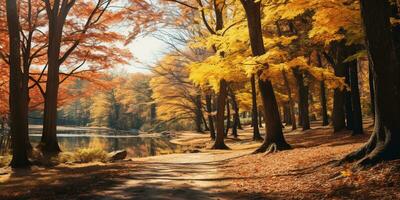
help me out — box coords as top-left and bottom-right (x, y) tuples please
(2, 129), (188, 158)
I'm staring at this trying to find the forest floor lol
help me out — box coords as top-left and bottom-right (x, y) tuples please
(1, 119), (400, 199)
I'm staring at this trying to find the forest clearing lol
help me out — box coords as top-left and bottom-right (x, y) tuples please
(1, 0), (400, 199)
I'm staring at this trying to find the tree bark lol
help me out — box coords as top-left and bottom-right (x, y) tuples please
(317, 53), (329, 126)
(202, 112), (210, 131)
(293, 68), (310, 130)
(320, 82), (329, 126)
(224, 97), (231, 137)
(241, 0), (291, 153)
(205, 94), (216, 139)
(210, 0), (228, 149)
(7, 0), (31, 168)
(194, 95), (203, 133)
(283, 103), (292, 125)
(391, 1), (400, 59)
(340, 0), (400, 166)
(250, 75), (262, 140)
(344, 67), (354, 130)
(150, 103), (157, 125)
(368, 64), (375, 118)
(237, 113), (243, 130)
(212, 79), (229, 149)
(349, 59), (363, 135)
(39, 1), (76, 154)
(282, 71), (297, 130)
(229, 88), (240, 138)
(329, 44), (347, 133)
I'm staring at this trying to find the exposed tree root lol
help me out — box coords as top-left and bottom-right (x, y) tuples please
(337, 133), (400, 168)
(253, 135), (264, 142)
(10, 159), (31, 169)
(211, 142), (230, 150)
(252, 141), (291, 154)
(264, 144), (278, 155)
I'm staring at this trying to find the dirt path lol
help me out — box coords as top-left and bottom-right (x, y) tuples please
(93, 150), (250, 200)
(0, 149), (251, 200)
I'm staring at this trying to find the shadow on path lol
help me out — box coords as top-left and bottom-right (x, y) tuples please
(0, 151), (260, 200)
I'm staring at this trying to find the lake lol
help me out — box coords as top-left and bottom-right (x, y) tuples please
(0, 127), (188, 157)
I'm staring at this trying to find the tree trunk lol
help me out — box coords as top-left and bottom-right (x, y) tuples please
(241, 0), (291, 153)
(344, 67), (354, 130)
(194, 95), (203, 133)
(202, 112), (210, 131)
(293, 68), (310, 130)
(349, 60), (364, 135)
(212, 79), (229, 149)
(391, 1), (400, 59)
(237, 113), (243, 130)
(368, 64), (375, 118)
(298, 105), (305, 128)
(283, 103), (292, 125)
(251, 75), (262, 140)
(225, 98), (231, 137)
(258, 110), (263, 128)
(330, 43), (347, 133)
(333, 89), (346, 132)
(340, 0), (400, 166)
(150, 103), (157, 125)
(229, 89), (240, 138)
(282, 71), (297, 130)
(317, 53), (329, 126)
(205, 94), (216, 139)
(320, 82), (329, 126)
(39, 1), (76, 154)
(39, 26), (63, 153)
(7, 0), (31, 168)
(40, 59), (62, 153)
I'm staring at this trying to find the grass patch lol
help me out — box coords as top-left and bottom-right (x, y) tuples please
(71, 148), (108, 163)
(0, 155), (11, 168)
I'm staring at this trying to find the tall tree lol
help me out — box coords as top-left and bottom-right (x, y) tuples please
(38, 0), (135, 153)
(325, 45), (347, 133)
(240, 0), (291, 153)
(341, 0), (400, 166)
(39, 0), (78, 153)
(6, 0), (30, 168)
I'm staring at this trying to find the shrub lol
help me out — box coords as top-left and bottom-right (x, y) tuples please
(0, 155), (11, 168)
(73, 148), (108, 163)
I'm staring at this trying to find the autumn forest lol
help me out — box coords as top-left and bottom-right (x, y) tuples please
(0, 0), (400, 199)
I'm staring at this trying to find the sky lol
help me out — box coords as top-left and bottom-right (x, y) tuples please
(121, 34), (170, 74)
